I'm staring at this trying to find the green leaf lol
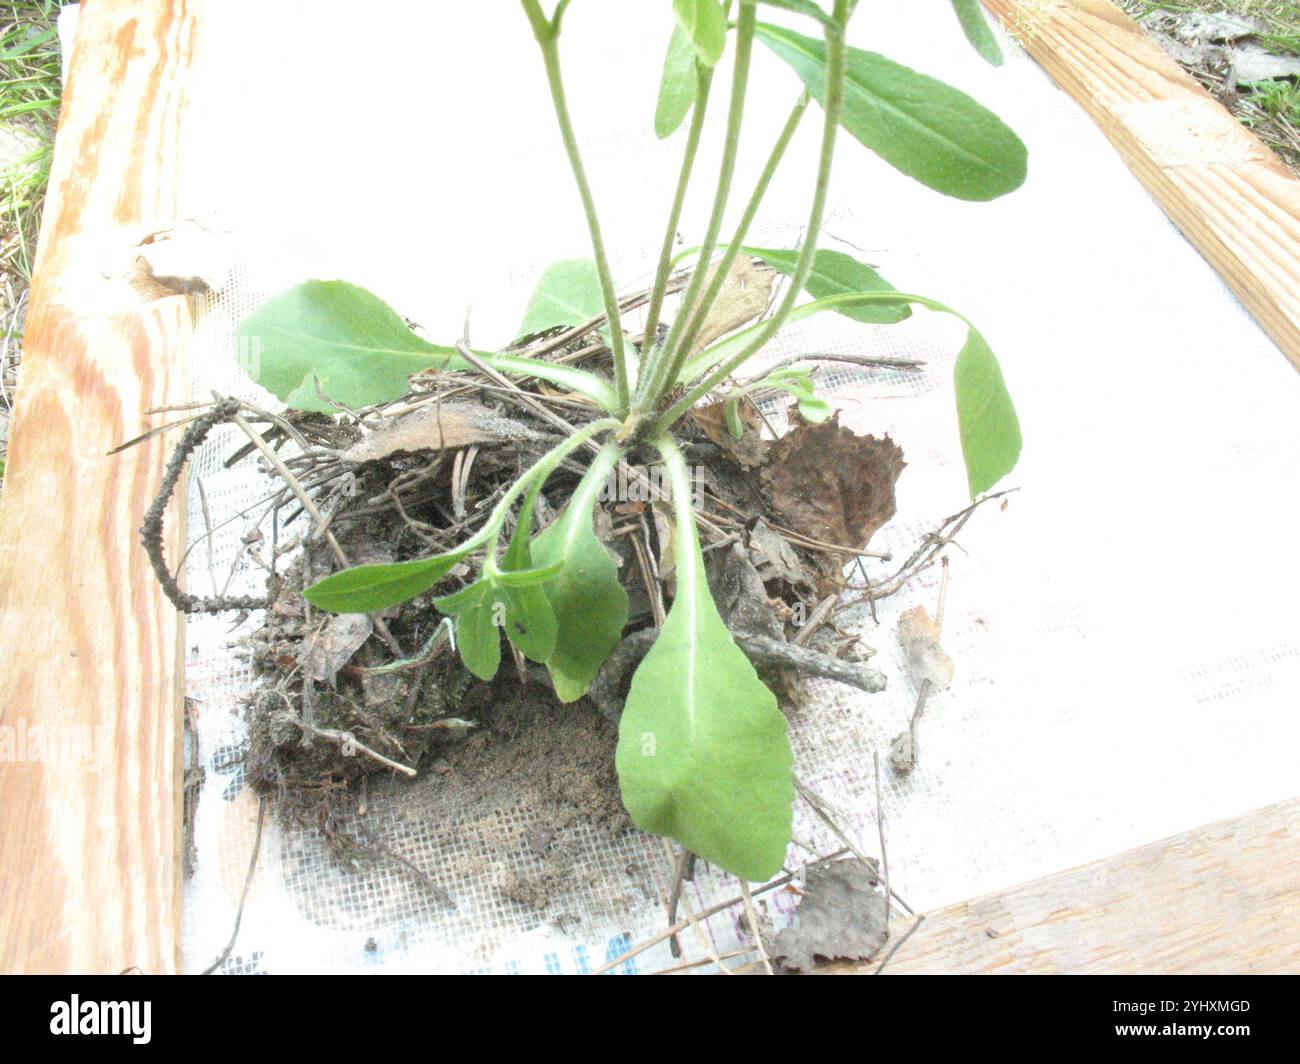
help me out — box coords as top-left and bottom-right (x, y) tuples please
(495, 560), (565, 587)
(1, 27), (57, 60)
(954, 327), (1021, 498)
(503, 480), (544, 574)
(754, 22), (1027, 201)
(435, 560), (563, 676)
(516, 259), (606, 340)
(768, 366), (814, 389)
(497, 479), (573, 701)
(236, 280), (462, 413)
(774, 377), (813, 400)
(433, 578), (492, 615)
(766, 367), (832, 422)
(304, 550), (468, 613)
(742, 246), (911, 324)
(951, 0), (1004, 67)
(497, 583), (558, 664)
(531, 445), (629, 701)
(435, 582), (502, 681)
(655, 25), (699, 138)
(724, 396), (745, 439)
(616, 443), (793, 881)
(673, 0), (726, 68)
(237, 279), (620, 413)
(796, 394), (831, 422)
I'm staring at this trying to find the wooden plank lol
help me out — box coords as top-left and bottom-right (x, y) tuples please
(822, 799), (1300, 974)
(984, 0), (1300, 369)
(0, 0), (203, 973)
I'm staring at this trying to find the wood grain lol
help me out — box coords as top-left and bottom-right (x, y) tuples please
(0, 0), (204, 973)
(823, 800), (1300, 974)
(984, 0), (1300, 369)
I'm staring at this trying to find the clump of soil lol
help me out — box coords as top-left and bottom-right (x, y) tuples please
(245, 557), (630, 905)
(231, 343), (905, 889)
(238, 417), (627, 793)
(416, 684), (627, 909)
(419, 682), (628, 833)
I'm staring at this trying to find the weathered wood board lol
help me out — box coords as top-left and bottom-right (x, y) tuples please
(0, 0), (202, 973)
(825, 799), (1300, 974)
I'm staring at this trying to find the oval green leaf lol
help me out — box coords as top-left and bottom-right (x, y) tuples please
(951, 0), (1005, 67)
(796, 394), (831, 422)
(773, 376), (814, 400)
(725, 395), (745, 439)
(440, 589), (502, 681)
(433, 578), (492, 615)
(531, 445), (629, 702)
(616, 444), (793, 881)
(497, 583), (558, 664)
(655, 25), (698, 138)
(672, 0), (727, 68)
(236, 280), (462, 413)
(237, 279), (619, 414)
(516, 259), (606, 341)
(954, 326), (1021, 498)
(754, 22), (1027, 201)
(742, 246), (911, 324)
(304, 551), (468, 613)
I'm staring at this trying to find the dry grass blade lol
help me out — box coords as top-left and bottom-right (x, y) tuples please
(740, 879), (774, 975)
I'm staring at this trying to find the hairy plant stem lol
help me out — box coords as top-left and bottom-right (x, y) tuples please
(463, 415), (620, 558)
(633, 1), (758, 415)
(656, 0), (851, 430)
(640, 62), (716, 359)
(522, 0), (630, 415)
(670, 90), (809, 366)
(653, 435), (701, 575)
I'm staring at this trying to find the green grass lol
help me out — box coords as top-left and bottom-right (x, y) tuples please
(1124, 1), (1300, 55)
(1, 1), (62, 488)
(1244, 76), (1300, 121)
(1, 0), (62, 284)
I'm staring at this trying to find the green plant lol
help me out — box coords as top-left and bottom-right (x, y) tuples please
(232, 0), (1025, 881)
(1244, 77), (1300, 125)
(1, 0), (62, 283)
(1122, 1), (1300, 57)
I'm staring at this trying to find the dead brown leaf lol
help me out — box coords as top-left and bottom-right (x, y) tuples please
(690, 256), (775, 354)
(342, 401), (542, 463)
(747, 517), (815, 591)
(898, 605), (954, 689)
(706, 541), (785, 641)
(760, 413), (905, 554)
(691, 399), (770, 470)
(770, 858), (888, 972)
(301, 612), (374, 686)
